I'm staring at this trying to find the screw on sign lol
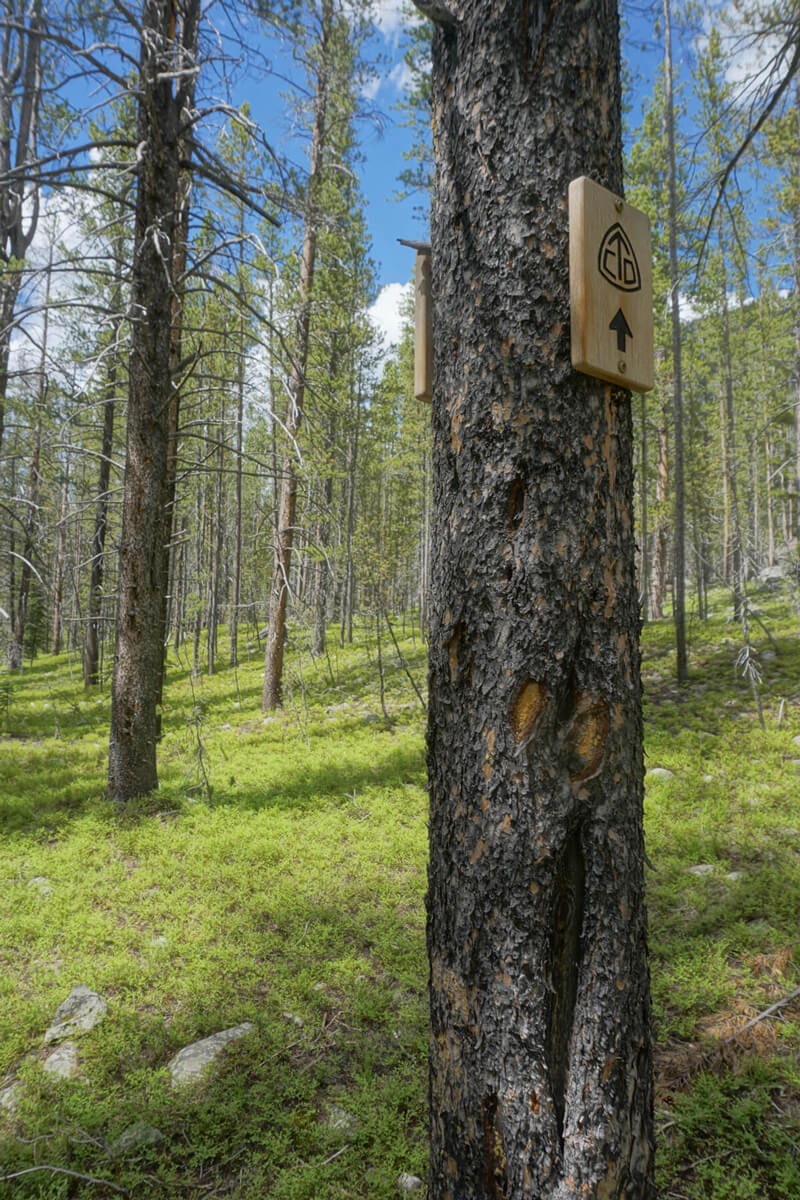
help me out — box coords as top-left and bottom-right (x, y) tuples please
(569, 176), (654, 393)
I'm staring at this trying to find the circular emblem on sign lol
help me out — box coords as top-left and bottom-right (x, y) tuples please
(598, 223), (642, 292)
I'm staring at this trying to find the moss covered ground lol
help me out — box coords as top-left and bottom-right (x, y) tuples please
(1, 591), (799, 1198)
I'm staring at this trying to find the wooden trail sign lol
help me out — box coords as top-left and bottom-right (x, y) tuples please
(569, 176), (654, 393)
(398, 237), (433, 402)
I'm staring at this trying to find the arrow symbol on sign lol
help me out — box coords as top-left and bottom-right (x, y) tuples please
(609, 308), (633, 353)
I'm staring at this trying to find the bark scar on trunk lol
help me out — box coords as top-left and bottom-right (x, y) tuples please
(547, 828), (585, 1146)
(481, 1091), (508, 1199)
(511, 679), (547, 744)
(565, 690), (609, 782)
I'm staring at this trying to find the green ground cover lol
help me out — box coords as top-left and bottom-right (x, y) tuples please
(1, 591), (799, 1198)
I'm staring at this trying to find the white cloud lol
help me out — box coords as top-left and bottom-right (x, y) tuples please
(373, 0), (406, 39)
(369, 280), (411, 348)
(360, 55), (413, 102)
(387, 59), (413, 92)
(699, 2), (789, 102)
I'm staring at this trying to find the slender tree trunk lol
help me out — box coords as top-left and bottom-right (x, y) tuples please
(720, 392), (730, 581)
(640, 393), (649, 621)
(84, 304), (121, 687)
(262, 0), (332, 710)
(650, 417), (668, 619)
(9, 414), (41, 669)
(719, 246), (743, 618)
(426, 3), (653, 1195)
(766, 434), (775, 565)
(231, 289), (245, 668)
(9, 249), (49, 669)
(663, 0), (687, 681)
(108, 0), (200, 803)
(0, 0), (42, 453)
(51, 453), (69, 655)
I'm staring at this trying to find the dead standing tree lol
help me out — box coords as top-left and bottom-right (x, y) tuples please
(424, 1), (654, 1196)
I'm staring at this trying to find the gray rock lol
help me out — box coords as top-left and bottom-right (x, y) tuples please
(703, 775), (714, 783)
(43, 1042), (79, 1079)
(687, 864), (714, 877)
(326, 1103), (356, 1133)
(398, 1172), (424, 1193)
(167, 1023), (254, 1086)
(724, 871), (745, 883)
(646, 767), (674, 780)
(789, 759), (800, 770)
(0, 1082), (21, 1115)
(112, 1121), (164, 1156)
(793, 734), (800, 748)
(760, 649), (777, 663)
(44, 986), (107, 1044)
(282, 1012), (304, 1028)
(28, 876), (53, 896)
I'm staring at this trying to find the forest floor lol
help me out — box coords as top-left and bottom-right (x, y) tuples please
(1, 587), (799, 1199)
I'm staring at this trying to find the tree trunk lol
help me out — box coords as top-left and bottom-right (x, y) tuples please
(51, 452), (69, 655)
(719, 241), (743, 618)
(231, 287), (245, 668)
(426, 3), (654, 1197)
(639, 394), (649, 621)
(262, 0), (332, 710)
(84, 307), (120, 687)
(663, 0), (687, 681)
(9, 413), (41, 670)
(650, 418), (668, 619)
(108, 0), (199, 803)
(0, 0), (42, 452)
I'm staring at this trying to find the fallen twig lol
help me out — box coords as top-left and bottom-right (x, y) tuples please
(724, 985), (800, 1044)
(319, 1144), (351, 1167)
(0, 1165), (129, 1193)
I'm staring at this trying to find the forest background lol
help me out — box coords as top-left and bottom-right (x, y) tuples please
(1, 0), (799, 691)
(2, 0), (800, 1197)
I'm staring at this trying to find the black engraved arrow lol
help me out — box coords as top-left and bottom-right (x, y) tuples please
(609, 308), (633, 353)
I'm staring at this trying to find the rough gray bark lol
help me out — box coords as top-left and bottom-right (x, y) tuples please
(108, 0), (199, 802)
(426, 3), (654, 1197)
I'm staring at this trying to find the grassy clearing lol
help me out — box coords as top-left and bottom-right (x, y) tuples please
(1, 592), (799, 1198)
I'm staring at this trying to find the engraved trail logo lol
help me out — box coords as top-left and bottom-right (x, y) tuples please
(598, 223), (642, 292)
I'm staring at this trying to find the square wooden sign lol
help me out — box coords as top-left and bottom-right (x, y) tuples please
(569, 176), (654, 393)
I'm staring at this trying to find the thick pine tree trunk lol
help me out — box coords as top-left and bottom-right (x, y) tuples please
(108, 0), (198, 802)
(426, 3), (654, 1196)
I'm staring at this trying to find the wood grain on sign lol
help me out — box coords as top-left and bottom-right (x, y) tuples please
(569, 176), (654, 393)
